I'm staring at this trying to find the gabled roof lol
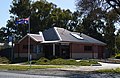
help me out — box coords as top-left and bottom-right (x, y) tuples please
(43, 27), (106, 45)
(18, 33), (44, 43)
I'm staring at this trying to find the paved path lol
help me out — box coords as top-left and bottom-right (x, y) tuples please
(59, 62), (120, 71)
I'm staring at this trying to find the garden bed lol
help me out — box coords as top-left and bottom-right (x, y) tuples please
(27, 57), (99, 66)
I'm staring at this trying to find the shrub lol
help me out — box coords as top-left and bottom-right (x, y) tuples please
(88, 60), (98, 64)
(115, 54), (120, 59)
(77, 60), (91, 66)
(35, 57), (50, 65)
(65, 59), (77, 65)
(31, 60), (36, 64)
(0, 56), (10, 64)
(50, 58), (66, 65)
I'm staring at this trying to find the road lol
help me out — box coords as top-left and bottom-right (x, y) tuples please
(0, 71), (64, 78)
(1, 70), (120, 78)
(1, 62), (120, 78)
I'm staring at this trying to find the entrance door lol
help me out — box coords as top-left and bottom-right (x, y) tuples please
(61, 45), (70, 59)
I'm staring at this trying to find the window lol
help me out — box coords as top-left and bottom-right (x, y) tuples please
(84, 46), (92, 51)
(33, 45), (42, 53)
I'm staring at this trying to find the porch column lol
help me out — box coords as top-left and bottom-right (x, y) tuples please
(53, 44), (55, 56)
(36, 45), (39, 54)
(70, 43), (72, 58)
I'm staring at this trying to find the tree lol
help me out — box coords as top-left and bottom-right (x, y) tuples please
(6, 0), (74, 42)
(76, 0), (120, 57)
(6, 0), (31, 41)
(0, 27), (8, 42)
(76, 0), (106, 41)
(116, 35), (120, 51)
(104, 9), (119, 55)
(105, 0), (120, 15)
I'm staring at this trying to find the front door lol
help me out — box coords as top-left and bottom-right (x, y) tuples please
(61, 45), (70, 59)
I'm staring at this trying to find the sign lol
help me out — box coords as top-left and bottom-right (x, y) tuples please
(61, 43), (69, 45)
(8, 36), (13, 42)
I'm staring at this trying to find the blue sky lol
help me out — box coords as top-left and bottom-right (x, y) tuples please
(0, 0), (76, 28)
(0, 0), (11, 28)
(47, 0), (76, 12)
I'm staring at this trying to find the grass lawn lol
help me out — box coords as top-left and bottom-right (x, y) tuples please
(96, 68), (120, 73)
(0, 57), (100, 71)
(0, 65), (63, 71)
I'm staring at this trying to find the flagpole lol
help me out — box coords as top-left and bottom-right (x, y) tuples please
(28, 16), (31, 68)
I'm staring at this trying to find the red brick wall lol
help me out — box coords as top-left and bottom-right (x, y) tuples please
(17, 36), (38, 53)
(71, 43), (105, 58)
(71, 43), (84, 53)
(71, 43), (95, 53)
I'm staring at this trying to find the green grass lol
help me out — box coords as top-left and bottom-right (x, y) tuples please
(0, 65), (63, 71)
(96, 68), (120, 73)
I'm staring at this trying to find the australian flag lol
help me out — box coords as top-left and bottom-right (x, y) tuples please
(15, 17), (29, 24)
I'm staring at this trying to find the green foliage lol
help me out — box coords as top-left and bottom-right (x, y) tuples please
(35, 57), (50, 65)
(4, 0), (75, 42)
(96, 68), (120, 73)
(115, 54), (120, 59)
(114, 48), (120, 54)
(34, 57), (98, 66)
(116, 36), (120, 51)
(76, 60), (98, 66)
(76, 0), (120, 57)
(65, 59), (77, 65)
(0, 27), (8, 42)
(77, 60), (91, 66)
(31, 60), (37, 64)
(88, 59), (98, 64)
(96, 69), (115, 73)
(50, 58), (66, 65)
(0, 56), (10, 64)
(0, 65), (63, 71)
(105, 0), (120, 15)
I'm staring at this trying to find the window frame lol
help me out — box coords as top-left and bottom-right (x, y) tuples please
(84, 46), (92, 51)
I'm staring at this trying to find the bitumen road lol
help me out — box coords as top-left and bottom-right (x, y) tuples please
(1, 62), (120, 78)
(0, 71), (63, 78)
(1, 70), (120, 78)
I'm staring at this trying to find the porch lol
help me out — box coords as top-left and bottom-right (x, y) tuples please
(43, 42), (70, 59)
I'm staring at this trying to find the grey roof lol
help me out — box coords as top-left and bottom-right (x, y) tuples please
(18, 33), (44, 43)
(43, 27), (106, 45)
(29, 34), (44, 42)
(43, 28), (60, 41)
